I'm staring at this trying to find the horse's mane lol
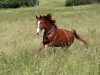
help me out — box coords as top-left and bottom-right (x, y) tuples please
(43, 13), (57, 28)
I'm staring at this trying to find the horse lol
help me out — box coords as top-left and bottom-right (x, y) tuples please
(36, 13), (87, 51)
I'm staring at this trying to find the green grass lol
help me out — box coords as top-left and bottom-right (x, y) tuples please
(0, 0), (100, 75)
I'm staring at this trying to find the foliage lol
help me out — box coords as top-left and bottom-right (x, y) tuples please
(65, 0), (100, 6)
(0, 0), (39, 8)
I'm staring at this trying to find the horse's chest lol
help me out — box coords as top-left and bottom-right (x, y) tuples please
(43, 32), (55, 44)
(43, 36), (49, 44)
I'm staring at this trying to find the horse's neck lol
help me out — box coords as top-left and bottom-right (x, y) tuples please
(44, 20), (58, 36)
(45, 21), (53, 32)
(44, 22), (55, 36)
(44, 28), (52, 36)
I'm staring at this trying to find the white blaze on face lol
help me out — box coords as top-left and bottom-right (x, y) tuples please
(36, 20), (41, 34)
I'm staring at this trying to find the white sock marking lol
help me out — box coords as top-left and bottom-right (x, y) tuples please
(45, 45), (48, 48)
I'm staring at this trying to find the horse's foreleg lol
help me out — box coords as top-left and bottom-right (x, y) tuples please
(45, 41), (54, 47)
(38, 44), (45, 52)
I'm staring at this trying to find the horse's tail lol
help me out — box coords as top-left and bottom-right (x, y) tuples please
(71, 29), (87, 45)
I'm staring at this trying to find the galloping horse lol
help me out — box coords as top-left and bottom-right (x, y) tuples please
(36, 13), (87, 51)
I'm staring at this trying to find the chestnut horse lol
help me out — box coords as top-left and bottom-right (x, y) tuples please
(36, 13), (87, 51)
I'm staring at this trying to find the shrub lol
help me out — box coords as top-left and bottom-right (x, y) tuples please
(0, 0), (39, 8)
(65, 0), (100, 6)
(65, 0), (85, 6)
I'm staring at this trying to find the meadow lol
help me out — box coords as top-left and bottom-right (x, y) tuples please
(0, 0), (100, 75)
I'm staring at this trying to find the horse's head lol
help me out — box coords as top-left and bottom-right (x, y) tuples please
(36, 13), (56, 35)
(36, 15), (46, 35)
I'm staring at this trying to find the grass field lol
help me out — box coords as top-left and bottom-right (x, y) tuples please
(0, 0), (100, 75)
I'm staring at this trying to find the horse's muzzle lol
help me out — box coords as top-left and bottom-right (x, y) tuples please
(36, 28), (41, 35)
(37, 32), (40, 35)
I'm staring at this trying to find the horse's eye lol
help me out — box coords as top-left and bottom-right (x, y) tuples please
(40, 21), (44, 24)
(36, 21), (38, 24)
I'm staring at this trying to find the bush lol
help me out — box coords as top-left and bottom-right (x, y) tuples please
(0, 0), (39, 8)
(65, 0), (85, 6)
(65, 0), (100, 6)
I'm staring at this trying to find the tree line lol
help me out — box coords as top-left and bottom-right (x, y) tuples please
(0, 0), (39, 8)
(65, 0), (100, 6)
(0, 0), (100, 8)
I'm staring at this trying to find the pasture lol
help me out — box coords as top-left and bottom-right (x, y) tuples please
(0, 0), (100, 75)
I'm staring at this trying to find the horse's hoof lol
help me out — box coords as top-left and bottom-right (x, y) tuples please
(37, 49), (41, 52)
(45, 45), (48, 48)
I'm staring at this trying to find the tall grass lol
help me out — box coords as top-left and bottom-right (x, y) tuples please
(0, 0), (100, 75)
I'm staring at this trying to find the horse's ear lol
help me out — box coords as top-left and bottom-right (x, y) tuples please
(47, 13), (52, 18)
(40, 15), (42, 19)
(36, 15), (39, 19)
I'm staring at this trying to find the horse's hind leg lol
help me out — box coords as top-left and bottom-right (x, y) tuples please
(64, 43), (71, 50)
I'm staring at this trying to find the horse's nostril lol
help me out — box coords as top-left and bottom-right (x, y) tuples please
(37, 33), (40, 35)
